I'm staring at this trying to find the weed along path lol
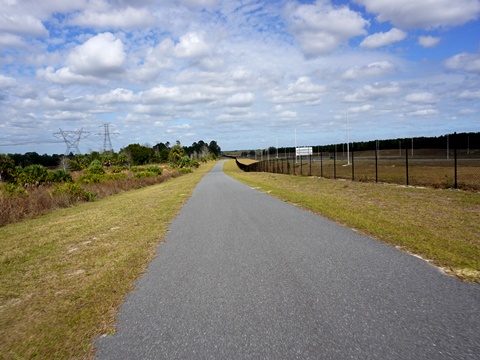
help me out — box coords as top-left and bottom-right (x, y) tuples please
(95, 161), (480, 359)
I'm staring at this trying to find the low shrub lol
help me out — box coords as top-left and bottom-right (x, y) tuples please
(51, 183), (97, 202)
(146, 165), (162, 175)
(77, 174), (104, 184)
(47, 169), (73, 183)
(109, 165), (125, 174)
(88, 160), (105, 175)
(1, 183), (28, 197)
(134, 171), (157, 178)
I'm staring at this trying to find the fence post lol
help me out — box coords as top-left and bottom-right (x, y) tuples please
(351, 142), (355, 181)
(406, 139), (409, 186)
(309, 153), (312, 176)
(300, 154), (303, 176)
(334, 144), (337, 179)
(454, 132), (458, 189)
(375, 140), (378, 183)
(320, 149), (323, 177)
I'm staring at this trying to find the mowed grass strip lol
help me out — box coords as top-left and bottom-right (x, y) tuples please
(224, 160), (480, 283)
(0, 161), (216, 360)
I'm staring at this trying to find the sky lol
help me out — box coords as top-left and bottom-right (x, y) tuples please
(0, 0), (479, 155)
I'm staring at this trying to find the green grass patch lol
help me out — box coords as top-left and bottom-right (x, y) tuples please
(0, 161), (216, 360)
(224, 160), (480, 283)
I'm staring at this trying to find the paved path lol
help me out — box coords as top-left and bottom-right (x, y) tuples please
(95, 161), (480, 359)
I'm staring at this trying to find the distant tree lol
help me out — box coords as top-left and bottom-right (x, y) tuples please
(0, 154), (15, 182)
(58, 157), (71, 172)
(208, 140), (221, 157)
(169, 144), (185, 164)
(20, 164), (48, 186)
(122, 144), (155, 165)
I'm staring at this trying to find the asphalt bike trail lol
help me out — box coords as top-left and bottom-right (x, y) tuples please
(95, 161), (480, 359)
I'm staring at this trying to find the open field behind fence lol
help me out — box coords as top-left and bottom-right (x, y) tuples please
(237, 146), (480, 191)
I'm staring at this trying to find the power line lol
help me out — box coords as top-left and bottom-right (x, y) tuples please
(97, 123), (118, 153)
(53, 128), (90, 156)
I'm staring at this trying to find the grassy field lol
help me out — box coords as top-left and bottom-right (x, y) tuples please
(0, 161), (216, 360)
(250, 157), (479, 190)
(224, 159), (480, 283)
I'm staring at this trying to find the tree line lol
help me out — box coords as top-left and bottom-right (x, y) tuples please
(239, 132), (478, 157)
(0, 140), (221, 184)
(1, 140), (221, 168)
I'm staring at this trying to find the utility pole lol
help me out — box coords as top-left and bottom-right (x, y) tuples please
(53, 128), (90, 156)
(98, 123), (118, 154)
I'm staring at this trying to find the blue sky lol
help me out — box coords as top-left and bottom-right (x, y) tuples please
(0, 0), (479, 154)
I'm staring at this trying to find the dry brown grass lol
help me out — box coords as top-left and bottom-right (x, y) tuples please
(0, 168), (182, 227)
(0, 161), (216, 360)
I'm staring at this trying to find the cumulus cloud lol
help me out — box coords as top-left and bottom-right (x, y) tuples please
(345, 82), (401, 102)
(133, 39), (175, 81)
(0, 34), (26, 48)
(418, 36), (441, 48)
(174, 32), (212, 59)
(0, 13), (48, 36)
(445, 53), (480, 73)
(409, 108), (438, 116)
(37, 66), (107, 85)
(342, 61), (396, 79)
(360, 28), (407, 49)
(69, 6), (155, 29)
(287, 1), (368, 56)
(269, 77), (326, 104)
(0, 74), (17, 88)
(355, 0), (480, 29)
(349, 104), (373, 113)
(96, 88), (137, 104)
(405, 92), (436, 104)
(225, 93), (255, 107)
(67, 33), (126, 77)
(458, 90), (480, 99)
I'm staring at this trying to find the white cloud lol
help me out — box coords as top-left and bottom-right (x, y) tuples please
(405, 92), (436, 104)
(37, 66), (107, 85)
(132, 39), (175, 82)
(67, 33), (126, 76)
(349, 104), (373, 113)
(287, 1), (368, 56)
(345, 82), (401, 102)
(279, 110), (297, 119)
(268, 77), (326, 104)
(445, 53), (480, 73)
(418, 36), (441, 48)
(96, 88), (137, 104)
(0, 33), (26, 47)
(225, 93), (255, 107)
(409, 108), (438, 116)
(458, 90), (480, 99)
(174, 32), (212, 59)
(342, 61), (395, 79)
(69, 6), (155, 29)
(355, 0), (480, 29)
(0, 74), (17, 88)
(360, 28), (407, 49)
(0, 13), (48, 36)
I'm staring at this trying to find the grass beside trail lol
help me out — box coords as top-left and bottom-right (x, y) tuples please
(0, 161), (216, 360)
(224, 160), (480, 283)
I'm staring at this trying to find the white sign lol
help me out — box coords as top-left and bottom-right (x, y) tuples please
(296, 147), (312, 156)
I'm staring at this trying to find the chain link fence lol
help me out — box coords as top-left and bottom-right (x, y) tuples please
(235, 133), (480, 191)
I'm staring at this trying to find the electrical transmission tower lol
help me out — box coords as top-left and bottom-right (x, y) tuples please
(98, 123), (118, 153)
(53, 128), (90, 156)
